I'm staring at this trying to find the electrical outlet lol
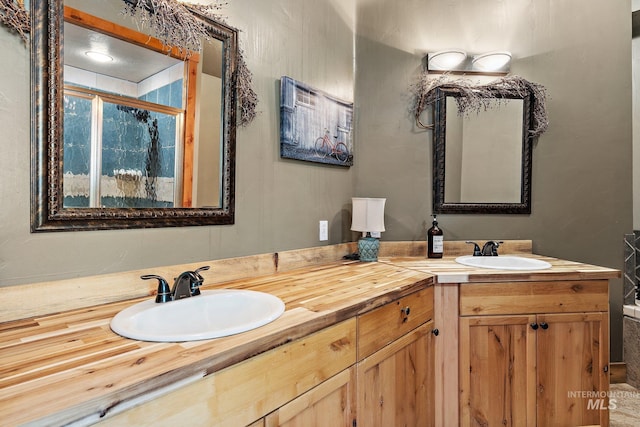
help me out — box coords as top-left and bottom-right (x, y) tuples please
(319, 220), (328, 241)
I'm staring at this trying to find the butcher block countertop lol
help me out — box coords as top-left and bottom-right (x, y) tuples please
(0, 249), (620, 426)
(0, 261), (432, 426)
(381, 254), (621, 283)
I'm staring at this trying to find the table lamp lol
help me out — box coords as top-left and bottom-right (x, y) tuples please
(351, 197), (386, 262)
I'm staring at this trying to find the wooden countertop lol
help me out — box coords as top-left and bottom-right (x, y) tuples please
(0, 254), (620, 426)
(0, 261), (431, 426)
(381, 254), (621, 283)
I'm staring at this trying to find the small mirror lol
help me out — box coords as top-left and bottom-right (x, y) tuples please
(31, 0), (237, 231)
(432, 85), (533, 214)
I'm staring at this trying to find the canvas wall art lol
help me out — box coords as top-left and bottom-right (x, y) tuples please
(280, 76), (353, 167)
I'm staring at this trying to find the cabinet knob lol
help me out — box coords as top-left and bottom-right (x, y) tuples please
(540, 322), (549, 330)
(530, 323), (539, 330)
(401, 306), (411, 317)
(432, 328), (439, 336)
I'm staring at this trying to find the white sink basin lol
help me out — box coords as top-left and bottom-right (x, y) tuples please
(455, 255), (552, 271)
(110, 289), (285, 342)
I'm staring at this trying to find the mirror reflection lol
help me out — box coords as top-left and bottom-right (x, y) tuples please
(63, 1), (221, 209)
(444, 97), (523, 204)
(31, 0), (237, 231)
(432, 86), (533, 214)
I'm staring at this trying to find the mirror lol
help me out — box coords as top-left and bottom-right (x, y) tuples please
(31, 0), (237, 231)
(432, 85), (533, 214)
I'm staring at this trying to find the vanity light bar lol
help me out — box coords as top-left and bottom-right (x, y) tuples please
(426, 49), (511, 75)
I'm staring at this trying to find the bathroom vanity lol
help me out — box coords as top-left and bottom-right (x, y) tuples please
(0, 242), (619, 426)
(385, 252), (615, 426)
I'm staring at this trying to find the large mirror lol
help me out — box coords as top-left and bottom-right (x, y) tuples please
(432, 85), (533, 214)
(31, 0), (237, 231)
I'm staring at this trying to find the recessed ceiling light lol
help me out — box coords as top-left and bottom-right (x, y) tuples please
(85, 51), (114, 63)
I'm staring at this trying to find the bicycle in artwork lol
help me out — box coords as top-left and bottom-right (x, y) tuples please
(314, 129), (349, 163)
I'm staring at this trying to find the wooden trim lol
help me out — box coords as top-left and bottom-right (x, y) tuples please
(610, 362), (626, 384)
(64, 6), (198, 62)
(434, 283), (459, 426)
(181, 56), (200, 207)
(459, 280), (609, 316)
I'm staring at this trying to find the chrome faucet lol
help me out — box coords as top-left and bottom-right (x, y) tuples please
(171, 271), (195, 300)
(141, 265), (210, 303)
(481, 240), (503, 256)
(465, 241), (503, 256)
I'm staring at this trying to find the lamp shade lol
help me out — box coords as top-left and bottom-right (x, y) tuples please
(351, 198), (386, 233)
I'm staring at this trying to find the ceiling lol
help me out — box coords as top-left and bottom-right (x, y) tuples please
(64, 22), (182, 83)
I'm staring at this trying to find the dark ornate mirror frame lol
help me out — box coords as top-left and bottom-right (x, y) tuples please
(432, 85), (534, 214)
(31, 0), (237, 231)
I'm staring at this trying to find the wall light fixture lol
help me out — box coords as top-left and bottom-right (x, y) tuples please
(472, 51), (512, 72)
(427, 49), (467, 70)
(426, 49), (511, 75)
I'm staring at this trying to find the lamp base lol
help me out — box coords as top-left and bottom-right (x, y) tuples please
(358, 236), (380, 262)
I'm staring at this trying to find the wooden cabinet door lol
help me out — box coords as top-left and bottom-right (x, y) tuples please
(357, 320), (435, 427)
(459, 314), (537, 427)
(264, 367), (355, 427)
(536, 312), (609, 427)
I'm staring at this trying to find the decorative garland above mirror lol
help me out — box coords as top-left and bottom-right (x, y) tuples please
(0, 0), (258, 125)
(0, 0), (29, 42)
(412, 75), (549, 138)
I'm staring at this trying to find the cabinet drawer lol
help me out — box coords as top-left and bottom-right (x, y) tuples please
(358, 286), (433, 360)
(459, 280), (609, 316)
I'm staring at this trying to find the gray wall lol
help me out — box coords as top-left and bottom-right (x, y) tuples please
(0, 0), (356, 286)
(0, 0), (632, 360)
(354, 0), (632, 361)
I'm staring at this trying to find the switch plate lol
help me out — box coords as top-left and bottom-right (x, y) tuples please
(319, 220), (328, 241)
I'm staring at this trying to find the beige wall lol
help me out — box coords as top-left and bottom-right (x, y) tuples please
(0, 0), (632, 360)
(354, 0), (632, 360)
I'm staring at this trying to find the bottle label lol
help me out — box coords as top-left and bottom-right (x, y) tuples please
(433, 236), (444, 253)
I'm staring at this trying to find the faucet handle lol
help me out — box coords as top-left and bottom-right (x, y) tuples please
(141, 274), (172, 303)
(465, 241), (482, 257)
(190, 266), (210, 296)
(193, 265), (210, 279)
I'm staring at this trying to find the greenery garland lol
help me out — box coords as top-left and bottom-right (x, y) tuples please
(412, 74), (549, 138)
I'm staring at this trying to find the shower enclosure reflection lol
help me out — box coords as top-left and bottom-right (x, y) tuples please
(63, 4), (220, 209)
